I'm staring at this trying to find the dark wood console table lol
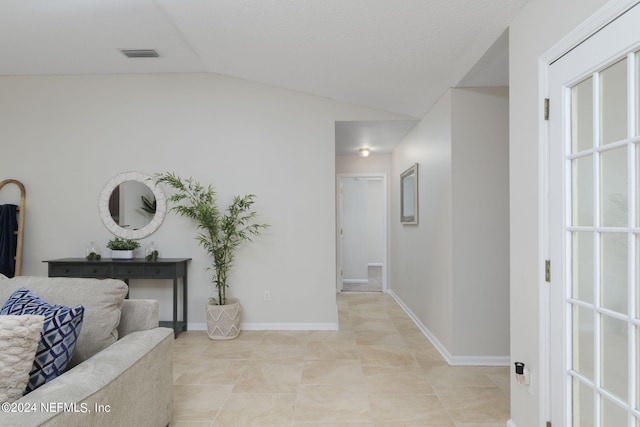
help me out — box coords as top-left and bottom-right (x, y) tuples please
(44, 258), (191, 337)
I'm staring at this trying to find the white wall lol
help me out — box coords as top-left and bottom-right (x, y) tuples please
(336, 154), (391, 175)
(451, 87), (510, 357)
(391, 90), (454, 352)
(0, 73), (408, 329)
(389, 87), (509, 362)
(508, 0), (609, 425)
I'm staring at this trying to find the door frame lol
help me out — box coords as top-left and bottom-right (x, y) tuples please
(336, 173), (388, 293)
(539, 0), (640, 423)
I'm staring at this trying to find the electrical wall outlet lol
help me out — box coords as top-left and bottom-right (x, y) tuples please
(263, 291), (271, 302)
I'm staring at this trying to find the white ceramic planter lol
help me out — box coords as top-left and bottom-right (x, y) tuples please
(206, 298), (241, 340)
(111, 250), (134, 259)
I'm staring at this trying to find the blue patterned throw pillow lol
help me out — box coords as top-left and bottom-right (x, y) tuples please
(1, 288), (84, 392)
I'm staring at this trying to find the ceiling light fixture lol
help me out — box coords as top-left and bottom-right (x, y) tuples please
(358, 148), (371, 157)
(120, 49), (160, 58)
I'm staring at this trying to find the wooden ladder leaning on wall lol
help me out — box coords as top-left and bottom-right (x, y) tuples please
(0, 179), (26, 276)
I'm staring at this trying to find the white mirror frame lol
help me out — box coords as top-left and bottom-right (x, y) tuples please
(98, 171), (167, 239)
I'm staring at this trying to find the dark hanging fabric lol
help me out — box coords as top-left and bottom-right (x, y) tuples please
(0, 204), (18, 278)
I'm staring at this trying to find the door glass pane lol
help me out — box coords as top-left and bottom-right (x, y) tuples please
(573, 76), (594, 153)
(601, 147), (628, 227)
(601, 232), (628, 314)
(600, 58), (628, 145)
(573, 378), (594, 427)
(601, 315), (628, 400)
(636, 52), (639, 137)
(602, 396), (628, 427)
(573, 156), (594, 226)
(637, 145), (640, 227)
(637, 236), (640, 318)
(572, 305), (594, 380)
(572, 231), (594, 303)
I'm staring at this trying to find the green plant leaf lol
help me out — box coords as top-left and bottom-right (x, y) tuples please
(106, 237), (141, 250)
(156, 172), (269, 305)
(141, 195), (157, 214)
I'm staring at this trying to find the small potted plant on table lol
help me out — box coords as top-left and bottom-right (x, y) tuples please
(106, 237), (141, 259)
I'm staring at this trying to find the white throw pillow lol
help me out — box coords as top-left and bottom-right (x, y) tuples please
(0, 314), (45, 403)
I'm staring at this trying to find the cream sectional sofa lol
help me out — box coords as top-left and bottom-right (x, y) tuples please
(0, 276), (174, 427)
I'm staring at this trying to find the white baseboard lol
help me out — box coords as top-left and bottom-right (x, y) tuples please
(241, 322), (339, 330)
(187, 322), (339, 331)
(187, 323), (207, 331)
(368, 262), (383, 267)
(343, 279), (369, 284)
(386, 289), (509, 366)
(449, 354), (511, 366)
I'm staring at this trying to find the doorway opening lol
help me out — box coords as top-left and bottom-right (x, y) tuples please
(336, 173), (387, 293)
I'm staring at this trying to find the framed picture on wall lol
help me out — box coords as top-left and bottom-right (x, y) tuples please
(400, 163), (418, 224)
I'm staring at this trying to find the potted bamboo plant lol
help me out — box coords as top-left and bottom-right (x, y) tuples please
(156, 172), (268, 340)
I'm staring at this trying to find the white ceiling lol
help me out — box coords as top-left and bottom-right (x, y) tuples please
(336, 28), (510, 156)
(457, 28), (509, 88)
(1, 0), (526, 119)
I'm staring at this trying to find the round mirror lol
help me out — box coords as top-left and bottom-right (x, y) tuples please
(98, 172), (166, 239)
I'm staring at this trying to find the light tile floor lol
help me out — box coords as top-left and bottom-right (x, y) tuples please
(171, 292), (510, 426)
(342, 266), (382, 292)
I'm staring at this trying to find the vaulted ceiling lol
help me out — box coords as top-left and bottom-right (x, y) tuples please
(1, 0), (526, 119)
(1, 1), (526, 156)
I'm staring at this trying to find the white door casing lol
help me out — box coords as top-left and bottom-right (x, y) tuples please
(549, 3), (640, 425)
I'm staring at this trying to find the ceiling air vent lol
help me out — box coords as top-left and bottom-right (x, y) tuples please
(120, 49), (160, 58)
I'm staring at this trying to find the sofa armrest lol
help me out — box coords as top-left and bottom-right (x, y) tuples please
(0, 327), (174, 427)
(117, 299), (159, 338)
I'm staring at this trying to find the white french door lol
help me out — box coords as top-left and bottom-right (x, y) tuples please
(549, 3), (640, 426)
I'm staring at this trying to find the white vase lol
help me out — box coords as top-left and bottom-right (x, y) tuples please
(206, 298), (241, 340)
(111, 250), (134, 259)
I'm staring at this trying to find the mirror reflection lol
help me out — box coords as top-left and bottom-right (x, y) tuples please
(400, 163), (418, 225)
(402, 174), (415, 217)
(108, 181), (156, 231)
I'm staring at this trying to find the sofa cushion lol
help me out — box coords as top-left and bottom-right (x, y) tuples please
(0, 277), (128, 367)
(1, 289), (84, 392)
(0, 314), (44, 403)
